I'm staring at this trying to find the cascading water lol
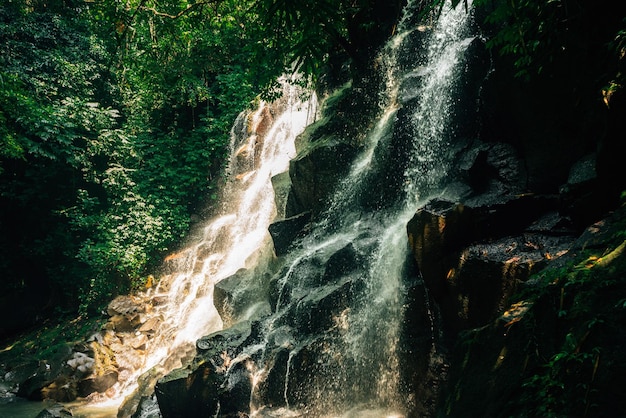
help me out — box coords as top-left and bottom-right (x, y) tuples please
(73, 80), (318, 417)
(169, 1), (476, 417)
(74, 1), (475, 416)
(403, 1), (477, 200)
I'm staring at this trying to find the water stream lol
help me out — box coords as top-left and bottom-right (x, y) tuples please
(205, 1), (475, 417)
(74, 1), (474, 416)
(70, 81), (318, 417)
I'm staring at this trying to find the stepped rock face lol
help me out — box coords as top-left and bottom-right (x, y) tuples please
(155, 321), (255, 418)
(284, 84), (380, 218)
(436, 206), (626, 417)
(153, 3), (626, 417)
(155, 241), (372, 417)
(155, 67), (622, 418)
(407, 196), (576, 336)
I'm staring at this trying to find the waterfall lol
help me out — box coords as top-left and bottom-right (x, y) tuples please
(78, 1), (475, 416)
(74, 80), (318, 417)
(403, 1), (476, 203)
(188, 1), (475, 417)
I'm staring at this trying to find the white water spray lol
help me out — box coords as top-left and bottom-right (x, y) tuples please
(76, 80), (317, 417)
(230, 3), (476, 417)
(79, 0), (475, 416)
(404, 1), (475, 203)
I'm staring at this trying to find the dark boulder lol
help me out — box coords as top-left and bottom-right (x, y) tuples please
(268, 212), (312, 256)
(559, 153), (615, 229)
(77, 369), (118, 398)
(16, 344), (73, 401)
(407, 195), (573, 335)
(438, 206), (626, 417)
(285, 84), (382, 218)
(214, 269), (272, 325)
(35, 404), (73, 418)
(271, 171), (292, 219)
(155, 321), (258, 418)
(213, 268), (251, 322)
(442, 234), (570, 333)
(455, 141), (527, 197)
(286, 137), (359, 217)
(155, 363), (219, 418)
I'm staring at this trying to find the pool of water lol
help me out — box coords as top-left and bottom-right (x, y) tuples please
(0, 397), (50, 417)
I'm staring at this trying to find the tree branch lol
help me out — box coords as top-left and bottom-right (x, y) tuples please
(139, 1), (222, 20)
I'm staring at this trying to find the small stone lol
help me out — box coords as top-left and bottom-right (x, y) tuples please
(138, 317), (161, 333)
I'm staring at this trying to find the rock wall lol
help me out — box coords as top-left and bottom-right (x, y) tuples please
(152, 3), (626, 417)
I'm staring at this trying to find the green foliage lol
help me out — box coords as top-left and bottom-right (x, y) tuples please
(0, 0), (296, 319)
(507, 218), (626, 417)
(0, 0), (405, 322)
(254, 0), (404, 80)
(473, 0), (573, 80)
(520, 342), (601, 418)
(422, 0), (583, 80)
(469, 0), (625, 88)
(255, 0), (346, 77)
(0, 2), (121, 312)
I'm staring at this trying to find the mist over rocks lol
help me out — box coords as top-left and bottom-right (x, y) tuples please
(157, 3), (626, 417)
(4, 2), (624, 417)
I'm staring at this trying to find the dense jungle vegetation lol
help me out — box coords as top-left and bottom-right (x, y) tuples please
(0, 0), (404, 336)
(1, 0), (624, 339)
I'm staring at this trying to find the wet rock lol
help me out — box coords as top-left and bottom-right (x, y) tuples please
(215, 359), (253, 416)
(214, 269), (272, 324)
(156, 321), (259, 418)
(149, 295), (168, 307)
(457, 141), (526, 196)
(559, 153), (613, 229)
(41, 377), (77, 403)
(439, 207), (626, 417)
(107, 295), (143, 316)
(66, 352), (94, 376)
(213, 269), (248, 322)
(525, 211), (576, 236)
(196, 321), (253, 355)
(1, 359), (41, 397)
(268, 212), (312, 256)
(283, 334), (348, 413)
(400, 277), (449, 418)
(268, 243), (367, 335)
(442, 235), (560, 332)
(407, 195), (572, 335)
(17, 344), (73, 401)
(35, 403), (73, 417)
(399, 67), (429, 104)
(118, 364), (167, 418)
(407, 199), (474, 302)
(78, 369), (118, 397)
(130, 393), (162, 418)
(76, 341), (118, 397)
(271, 171), (292, 219)
(156, 365), (219, 418)
(253, 346), (291, 407)
(286, 134), (359, 217)
(126, 334), (149, 350)
(138, 317), (161, 334)
(322, 243), (361, 282)
(105, 315), (134, 333)
(291, 277), (364, 335)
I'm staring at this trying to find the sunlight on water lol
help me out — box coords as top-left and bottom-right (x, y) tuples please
(75, 79), (317, 417)
(404, 0), (475, 203)
(72, 0), (474, 415)
(227, 2), (475, 417)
